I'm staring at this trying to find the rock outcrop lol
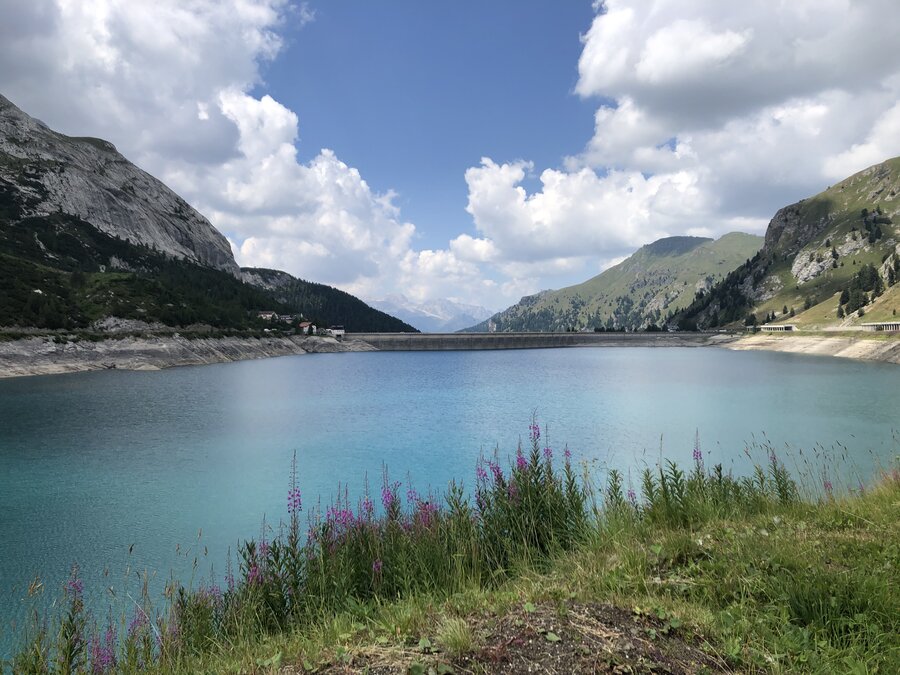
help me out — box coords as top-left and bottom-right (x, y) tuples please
(0, 94), (239, 276)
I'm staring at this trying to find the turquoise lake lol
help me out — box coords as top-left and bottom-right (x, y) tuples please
(1, 346), (898, 655)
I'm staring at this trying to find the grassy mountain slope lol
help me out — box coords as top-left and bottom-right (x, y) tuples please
(0, 201), (413, 332)
(675, 157), (900, 329)
(466, 232), (762, 332)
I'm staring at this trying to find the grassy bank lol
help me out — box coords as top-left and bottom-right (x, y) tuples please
(6, 428), (899, 674)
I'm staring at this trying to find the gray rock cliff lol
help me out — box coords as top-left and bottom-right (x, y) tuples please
(0, 93), (239, 276)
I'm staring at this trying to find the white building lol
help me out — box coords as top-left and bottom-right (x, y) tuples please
(860, 321), (900, 332)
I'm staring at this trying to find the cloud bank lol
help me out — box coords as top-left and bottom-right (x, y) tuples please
(1, 0), (899, 308)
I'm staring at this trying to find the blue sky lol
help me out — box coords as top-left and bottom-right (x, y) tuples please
(261, 1), (596, 251)
(1, 0), (899, 309)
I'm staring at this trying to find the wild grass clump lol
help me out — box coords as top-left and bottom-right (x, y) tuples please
(602, 433), (800, 529)
(6, 423), (896, 674)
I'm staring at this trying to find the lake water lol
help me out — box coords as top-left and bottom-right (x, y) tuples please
(1, 347), (898, 655)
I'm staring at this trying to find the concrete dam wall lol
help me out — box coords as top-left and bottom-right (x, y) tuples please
(348, 332), (736, 351)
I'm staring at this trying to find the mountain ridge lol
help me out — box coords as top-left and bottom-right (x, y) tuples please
(673, 157), (900, 329)
(465, 232), (763, 332)
(0, 93), (239, 276)
(0, 93), (415, 333)
(370, 294), (494, 332)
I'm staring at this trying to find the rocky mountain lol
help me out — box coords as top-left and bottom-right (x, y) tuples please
(465, 233), (763, 332)
(0, 94), (238, 275)
(370, 294), (494, 332)
(0, 93), (414, 333)
(674, 157), (900, 329)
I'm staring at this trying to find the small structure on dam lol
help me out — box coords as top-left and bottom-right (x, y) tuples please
(860, 321), (900, 332)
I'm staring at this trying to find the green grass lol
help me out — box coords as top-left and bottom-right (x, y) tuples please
(6, 431), (899, 674)
(466, 232), (763, 332)
(148, 468), (899, 675)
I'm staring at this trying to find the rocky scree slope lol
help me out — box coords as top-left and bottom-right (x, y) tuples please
(465, 233), (762, 332)
(675, 157), (900, 329)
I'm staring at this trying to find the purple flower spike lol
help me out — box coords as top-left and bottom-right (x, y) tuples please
(564, 447), (571, 461)
(529, 423), (541, 442)
(543, 446), (553, 461)
(476, 464), (488, 483)
(372, 558), (383, 574)
(90, 626), (117, 673)
(127, 612), (148, 639)
(66, 577), (84, 597)
(516, 454), (528, 471)
(248, 564), (262, 585)
(627, 488), (637, 506)
(287, 487), (303, 514)
(507, 481), (519, 502)
(382, 481), (400, 510)
(489, 461), (503, 483)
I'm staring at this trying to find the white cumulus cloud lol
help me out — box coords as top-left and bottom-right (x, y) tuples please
(456, 0), (900, 303)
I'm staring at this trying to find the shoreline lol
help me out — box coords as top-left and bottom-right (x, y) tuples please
(721, 333), (900, 365)
(0, 334), (375, 378)
(1, 331), (897, 378)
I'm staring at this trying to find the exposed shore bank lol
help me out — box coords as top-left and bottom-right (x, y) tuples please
(723, 333), (900, 364)
(2, 330), (897, 379)
(0, 334), (375, 378)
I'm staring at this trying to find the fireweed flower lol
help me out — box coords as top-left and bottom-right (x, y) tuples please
(287, 487), (302, 514)
(90, 626), (116, 673)
(564, 447), (571, 461)
(476, 464), (488, 483)
(529, 423), (541, 442)
(692, 447), (703, 466)
(382, 481), (400, 510)
(627, 488), (637, 506)
(406, 487), (419, 505)
(248, 564), (262, 585)
(66, 576), (84, 598)
(823, 479), (834, 497)
(127, 612), (148, 639)
(372, 559), (383, 574)
(417, 500), (439, 527)
(516, 453), (528, 471)
(489, 461), (503, 483)
(543, 446), (553, 461)
(507, 481), (519, 501)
